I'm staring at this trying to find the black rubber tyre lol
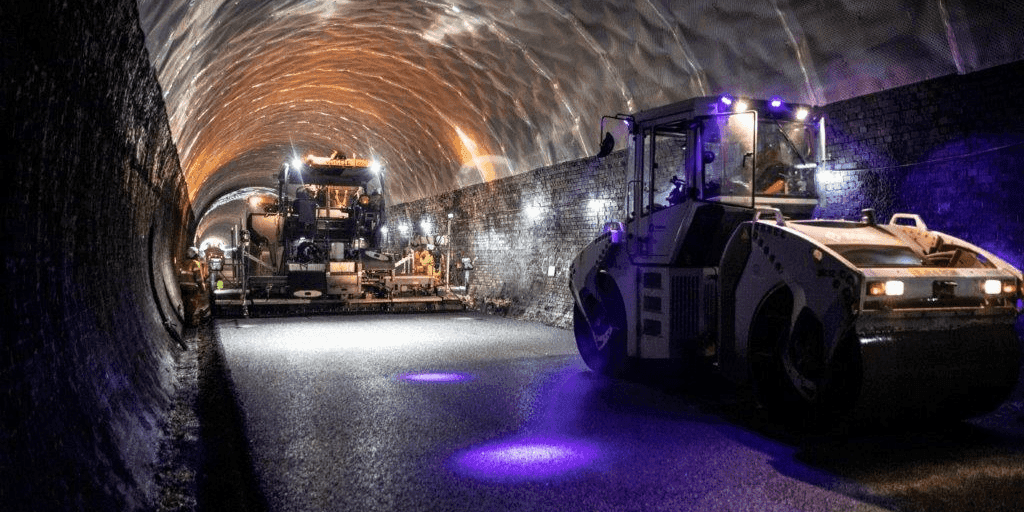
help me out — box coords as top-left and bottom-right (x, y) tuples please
(573, 288), (629, 377)
(750, 289), (860, 426)
(779, 309), (861, 419)
(778, 309), (828, 404)
(749, 289), (793, 411)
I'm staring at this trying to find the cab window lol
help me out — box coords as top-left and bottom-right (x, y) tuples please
(639, 128), (687, 215)
(700, 113), (755, 202)
(754, 120), (817, 197)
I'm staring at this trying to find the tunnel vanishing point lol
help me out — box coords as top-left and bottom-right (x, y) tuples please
(3, 0), (1024, 509)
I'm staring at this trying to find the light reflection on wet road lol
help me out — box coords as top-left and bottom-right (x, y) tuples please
(215, 313), (1024, 511)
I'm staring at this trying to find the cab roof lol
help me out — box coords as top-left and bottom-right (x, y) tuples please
(632, 96), (822, 129)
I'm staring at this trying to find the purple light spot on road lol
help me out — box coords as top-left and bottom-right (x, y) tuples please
(398, 372), (471, 383)
(453, 437), (601, 481)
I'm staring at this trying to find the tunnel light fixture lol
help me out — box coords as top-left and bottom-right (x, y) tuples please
(719, 95), (733, 106)
(733, 99), (749, 112)
(370, 160), (382, 173)
(588, 198), (611, 213)
(398, 223), (410, 235)
(770, 97), (783, 108)
(525, 205), (544, 221)
(795, 108), (809, 121)
(815, 169), (841, 185)
(291, 157), (303, 169)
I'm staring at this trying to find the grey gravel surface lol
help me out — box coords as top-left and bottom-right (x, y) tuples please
(215, 313), (1024, 512)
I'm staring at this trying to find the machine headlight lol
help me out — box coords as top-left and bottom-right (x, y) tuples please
(983, 279), (1018, 295)
(885, 280), (905, 296)
(983, 279), (1002, 295)
(868, 280), (904, 296)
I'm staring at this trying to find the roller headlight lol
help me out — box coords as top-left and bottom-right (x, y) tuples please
(983, 279), (1018, 295)
(868, 280), (904, 296)
(983, 279), (1002, 295)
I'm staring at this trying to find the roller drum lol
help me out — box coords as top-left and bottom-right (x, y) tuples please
(851, 324), (1021, 423)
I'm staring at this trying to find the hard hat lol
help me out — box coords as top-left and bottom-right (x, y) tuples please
(187, 247), (199, 258)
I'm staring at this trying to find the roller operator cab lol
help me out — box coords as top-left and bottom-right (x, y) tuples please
(570, 97), (1023, 423)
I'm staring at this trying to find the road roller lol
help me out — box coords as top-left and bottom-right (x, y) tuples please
(569, 96), (1022, 423)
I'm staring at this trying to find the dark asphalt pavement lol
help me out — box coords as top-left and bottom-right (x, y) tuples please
(214, 313), (1024, 511)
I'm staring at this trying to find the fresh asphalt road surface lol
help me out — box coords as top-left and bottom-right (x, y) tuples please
(215, 313), (1024, 511)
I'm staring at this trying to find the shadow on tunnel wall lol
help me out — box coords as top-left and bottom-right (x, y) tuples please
(1, 0), (194, 509)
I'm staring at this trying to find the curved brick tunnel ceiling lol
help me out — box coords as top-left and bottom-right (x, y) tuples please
(138, 0), (1024, 222)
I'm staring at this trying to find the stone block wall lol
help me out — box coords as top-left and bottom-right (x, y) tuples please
(1, 1), (192, 509)
(391, 60), (1024, 329)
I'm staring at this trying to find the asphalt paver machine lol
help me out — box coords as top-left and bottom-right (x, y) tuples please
(213, 152), (463, 316)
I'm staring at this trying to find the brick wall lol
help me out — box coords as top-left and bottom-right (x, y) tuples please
(0, 1), (192, 509)
(386, 152), (627, 328)
(391, 60), (1024, 329)
(818, 60), (1024, 269)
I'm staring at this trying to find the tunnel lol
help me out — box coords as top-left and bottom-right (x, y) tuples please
(2, 0), (1024, 510)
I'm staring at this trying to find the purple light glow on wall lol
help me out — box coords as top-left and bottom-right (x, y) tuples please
(398, 372), (472, 383)
(453, 437), (602, 482)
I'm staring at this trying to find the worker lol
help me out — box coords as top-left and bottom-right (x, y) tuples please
(204, 245), (227, 293)
(752, 140), (800, 195)
(667, 175), (687, 205)
(414, 245), (437, 279)
(181, 247), (210, 325)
